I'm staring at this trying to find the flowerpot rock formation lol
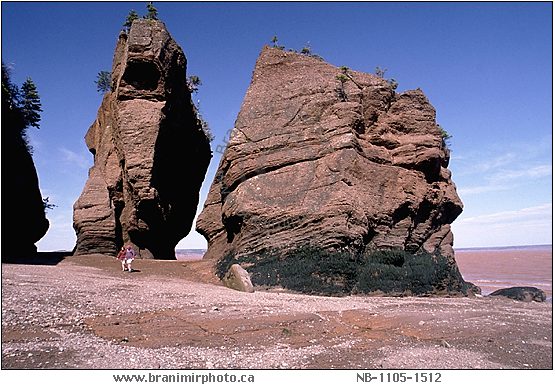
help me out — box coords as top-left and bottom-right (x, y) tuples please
(198, 47), (468, 294)
(73, 20), (211, 259)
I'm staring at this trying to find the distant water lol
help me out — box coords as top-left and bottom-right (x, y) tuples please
(175, 249), (205, 261)
(455, 245), (552, 302)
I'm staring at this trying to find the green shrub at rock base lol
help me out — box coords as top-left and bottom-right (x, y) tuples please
(356, 250), (468, 295)
(216, 246), (359, 295)
(216, 245), (474, 297)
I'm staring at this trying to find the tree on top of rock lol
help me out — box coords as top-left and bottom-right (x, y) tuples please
(123, 10), (139, 31)
(2, 62), (54, 213)
(2, 63), (43, 150)
(270, 35), (284, 50)
(375, 66), (398, 90)
(145, 2), (158, 20)
(2, 63), (20, 116)
(125, 3), (159, 25)
(20, 78), (42, 129)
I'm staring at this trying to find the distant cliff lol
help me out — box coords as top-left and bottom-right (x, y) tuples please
(198, 47), (470, 295)
(73, 20), (211, 259)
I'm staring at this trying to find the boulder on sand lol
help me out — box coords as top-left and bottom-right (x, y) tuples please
(489, 287), (546, 302)
(222, 264), (255, 293)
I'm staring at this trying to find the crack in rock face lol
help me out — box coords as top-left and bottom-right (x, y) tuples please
(197, 47), (466, 293)
(73, 20), (211, 259)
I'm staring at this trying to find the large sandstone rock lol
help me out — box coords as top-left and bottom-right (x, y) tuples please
(197, 47), (465, 291)
(2, 67), (49, 261)
(2, 127), (49, 261)
(73, 20), (211, 259)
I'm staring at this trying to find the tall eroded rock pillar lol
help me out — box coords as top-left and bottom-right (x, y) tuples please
(73, 20), (211, 259)
(197, 47), (467, 293)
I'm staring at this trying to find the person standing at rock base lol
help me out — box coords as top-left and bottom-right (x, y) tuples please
(116, 246), (127, 271)
(123, 245), (136, 272)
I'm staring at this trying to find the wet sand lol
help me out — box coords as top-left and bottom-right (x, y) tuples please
(2, 254), (552, 369)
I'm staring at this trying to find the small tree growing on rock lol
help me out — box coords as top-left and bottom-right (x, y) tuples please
(335, 66), (351, 102)
(335, 74), (349, 102)
(42, 197), (57, 211)
(2, 63), (43, 158)
(187, 75), (214, 142)
(145, 2), (158, 20)
(375, 66), (398, 90)
(123, 10), (139, 31)
(20, 78), (42, 129)
(388, 78), (398, 90)
(438, 124), (452, 148)
(186, 75), (202, 94)
(270, 35), (285, 50)
(375, 66), (387, 78)
(300, 43), (311, 56)
(95, 71), (112, 94)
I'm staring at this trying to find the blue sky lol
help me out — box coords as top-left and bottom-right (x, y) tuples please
(2, 1), (552, 250)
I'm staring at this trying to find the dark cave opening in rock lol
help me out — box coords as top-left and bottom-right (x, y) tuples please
(122, 60), (160, 91)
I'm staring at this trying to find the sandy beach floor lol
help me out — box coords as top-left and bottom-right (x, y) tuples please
(2, 254), (552, 369)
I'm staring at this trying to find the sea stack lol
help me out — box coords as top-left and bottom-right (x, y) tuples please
(197, 47), (468, 294)
(2, 101), (49, 261)
(73, 19), (211, 259)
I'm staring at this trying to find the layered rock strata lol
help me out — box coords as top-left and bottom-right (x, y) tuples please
(198, 47), (464, 288)
(73, 20), (211, 259)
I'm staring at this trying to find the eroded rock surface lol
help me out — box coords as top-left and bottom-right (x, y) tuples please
(73, 20), (211, 259)
(197, 47), (465, 290)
